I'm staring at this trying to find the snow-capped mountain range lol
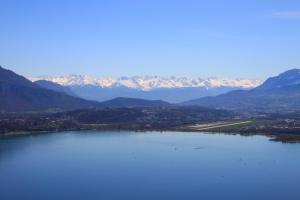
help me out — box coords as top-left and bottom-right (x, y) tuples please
(29, 75), (262, 91)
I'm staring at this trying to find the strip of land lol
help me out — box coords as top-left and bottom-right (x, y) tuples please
(180, 119), (300, 143)
(187, 121), (253, 131)
(1, 108), (300, 143)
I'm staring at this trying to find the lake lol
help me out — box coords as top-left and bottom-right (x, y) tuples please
(0, 131), (300, 200)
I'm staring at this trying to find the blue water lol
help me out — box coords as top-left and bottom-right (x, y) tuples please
(0, 131), (300, 200)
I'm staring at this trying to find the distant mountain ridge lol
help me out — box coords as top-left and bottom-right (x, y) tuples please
(30, 75), (261, 90)
(2, 66), (299, 113)
(184, 69), (300, 112)
(0, 66), (178, 112)
(29, 75), (262, 103)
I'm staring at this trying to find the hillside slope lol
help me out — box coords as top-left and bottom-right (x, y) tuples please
(0, 66), (100, 112)
(183, 69), (300, 113)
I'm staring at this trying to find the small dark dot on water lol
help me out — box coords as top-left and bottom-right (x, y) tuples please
(193, 146), (205, 150)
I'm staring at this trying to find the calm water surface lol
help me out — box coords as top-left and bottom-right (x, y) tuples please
(0, 131), (300, 200)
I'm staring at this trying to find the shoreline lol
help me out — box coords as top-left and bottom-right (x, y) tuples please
(1, 126), (300, 143)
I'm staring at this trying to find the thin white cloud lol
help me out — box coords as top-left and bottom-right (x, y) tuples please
(271, 11), (300, 19)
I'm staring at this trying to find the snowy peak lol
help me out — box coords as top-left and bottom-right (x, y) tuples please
(29, 75), (262, 91)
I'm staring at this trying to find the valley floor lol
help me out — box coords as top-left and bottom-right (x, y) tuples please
(179, 119), (300, 143)
(186, 121), (253, 131)
(1, 107), (300, 143)
(1, 118), (300, 143)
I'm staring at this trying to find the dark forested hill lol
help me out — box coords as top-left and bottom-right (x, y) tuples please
(0, 66), (100, 112)
(183, 69), (300, 113)
(99, 97), (171, 108)
(35, 80), (77, 96)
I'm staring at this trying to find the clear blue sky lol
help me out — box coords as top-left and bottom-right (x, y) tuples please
(1, 0), (300, 79)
